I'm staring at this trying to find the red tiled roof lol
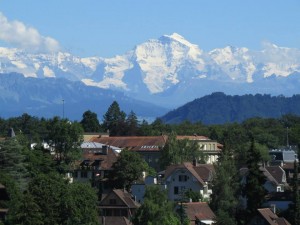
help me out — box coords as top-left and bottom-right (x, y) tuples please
(100, 189), (140, 209)
(76, 148), (118, 170)
(257, 208), (291, 225)
(264, 166), (286, 184)
(90, 136), (166, 151)
(182, 202), (216, 222)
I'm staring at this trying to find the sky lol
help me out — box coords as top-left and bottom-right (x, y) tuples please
(0, 0), (299, 57)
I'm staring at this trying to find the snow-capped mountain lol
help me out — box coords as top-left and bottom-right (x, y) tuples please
(1, 33), (300, 109)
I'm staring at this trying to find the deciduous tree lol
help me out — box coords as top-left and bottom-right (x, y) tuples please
(112, 149), (150, 190)
(132, 185), (180, 225)
(80, 110), (101, 132)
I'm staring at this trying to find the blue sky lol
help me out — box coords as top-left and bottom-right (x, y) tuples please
(0, 0), (299, 57)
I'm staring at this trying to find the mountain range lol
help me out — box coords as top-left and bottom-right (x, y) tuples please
(160, 92), (300, 124)
(0, 33), (300, 120)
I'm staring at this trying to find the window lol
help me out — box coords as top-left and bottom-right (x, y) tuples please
(179, 175), (188, 182)
(174, 186), (179, 195)
(81, 171), (88, 178)
(277, 186), (282, 192)
(109, 199), (117, 205)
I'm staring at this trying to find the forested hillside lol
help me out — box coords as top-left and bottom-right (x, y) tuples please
(160, 92), (300, 124)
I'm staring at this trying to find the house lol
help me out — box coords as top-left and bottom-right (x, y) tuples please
(240, 166), (290, 211)
(99, 189), (140, 220)
(90, 135), (222, 171)
(73, 142), (119, 193)
(249, 208), (291, 225)
(83, 132), (109, 142)
(90, 135), (166, 171)
(100, 216), (131, 225)
(131, 176), (167, 203)
(163, 162), (214, 201)
(177, 135), (222, 164)
(262, 166), (288, 193)
(269, 147), (298, 165)
(181, 202), (216, 225)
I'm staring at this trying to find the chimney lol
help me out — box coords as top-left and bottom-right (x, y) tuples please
(102, 145), (108, 155)
(193, 158), (198, 167)
(270, 204), (276, 214)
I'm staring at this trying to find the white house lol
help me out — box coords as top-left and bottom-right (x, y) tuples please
(163, 162), (214, 201)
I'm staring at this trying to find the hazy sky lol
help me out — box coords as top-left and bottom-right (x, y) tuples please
(0, 0), (299, 57)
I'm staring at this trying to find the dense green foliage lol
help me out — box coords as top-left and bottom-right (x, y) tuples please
(160, 132), (206, 170)
(210, 142), (239, 225)
(0, 117), (99, 225)
(132, 185), (181, 225)
(80, 110), (101, 132)
(1, 101), (300, 224)
(243, 137), (267, 220)
(112, 149), (153, 191)
(161, 92), (300, 124)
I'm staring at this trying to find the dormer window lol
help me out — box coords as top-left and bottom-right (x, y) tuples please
(179, 175), (189, 182)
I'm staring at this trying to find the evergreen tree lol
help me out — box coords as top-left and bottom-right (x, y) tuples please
(0, 138), (28, 190)
(9, 190), (43, 225)
(80, 110), (101, 132)
(210, 141), (239, 225)
(102, 101), (126, 136)
(132, 185), (180, 225)
(292, 160), (300, 225)
(243, 137), (266, 221)
(125, 110), (139, 136)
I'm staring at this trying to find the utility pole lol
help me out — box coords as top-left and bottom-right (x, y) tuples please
(62, 99), (65, 119)
(286, 127), (289, 147)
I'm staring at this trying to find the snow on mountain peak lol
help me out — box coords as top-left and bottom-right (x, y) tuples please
(1, 34), (300, 98)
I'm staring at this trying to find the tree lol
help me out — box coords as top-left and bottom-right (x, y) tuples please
(9, 190), (43, 225)
(125, 110), (139, 136)
(160, 132), (204, 170)
(64, 182), (99, 225)
(291, 160), (300, 225)
(132, 185), (180, 225)
(21, 173), (99, 225)
(0, 137), (28, 190)
(80, 110), (101, 132)
(112, 149), (150, 190)
(210, 141), (239, 225)
(243, 136), (266, 221)
(102, 101), (126, 136)
(47, 117), (83, 173)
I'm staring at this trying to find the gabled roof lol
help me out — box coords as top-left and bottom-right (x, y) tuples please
(113, 189), (140, 209)
(100, 189), (140, 209)
(264, 166), (286, 185)
(76, 147), (118, 170)
(90, 136), (166, 152)
(240, 166), (286, 186)
(257, 208), (291, 225)
(182, 202), (215, 222)
(164, 162), (214, 185)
